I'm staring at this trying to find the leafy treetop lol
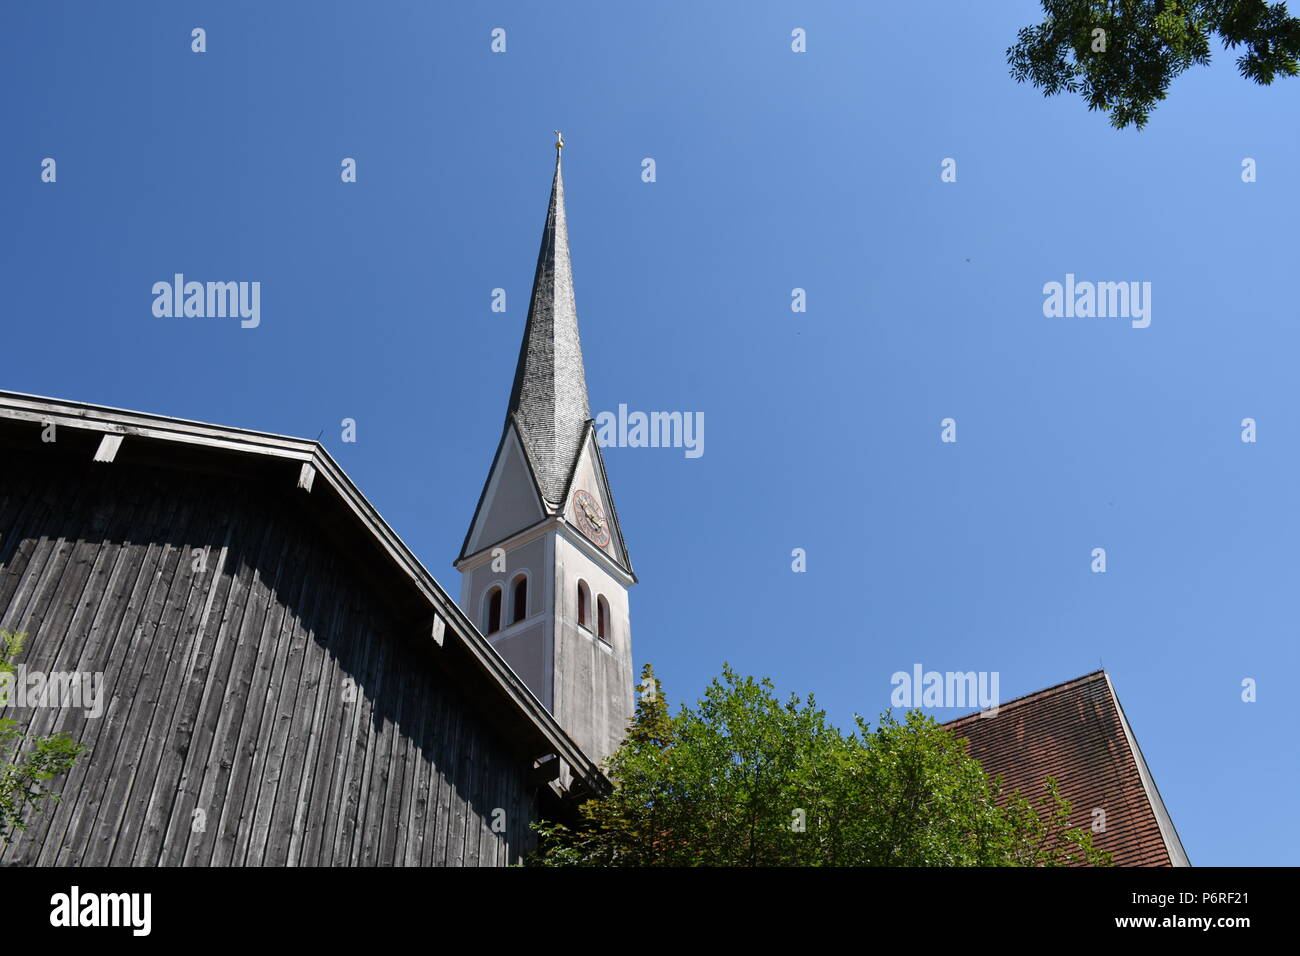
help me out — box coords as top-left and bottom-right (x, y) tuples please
(1009, 1), (1300, 129)
(530, 663), (1110, 867)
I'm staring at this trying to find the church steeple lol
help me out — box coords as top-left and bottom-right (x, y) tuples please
(456, 138), (636, 769)
(505, 143), (591, 509)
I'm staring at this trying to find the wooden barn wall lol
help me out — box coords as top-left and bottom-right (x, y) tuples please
(0, 457), (539, 866)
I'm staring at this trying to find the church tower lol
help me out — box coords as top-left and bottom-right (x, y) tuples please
(456, 138), (635, 767)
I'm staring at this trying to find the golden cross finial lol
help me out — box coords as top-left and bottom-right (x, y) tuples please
(554, 129), (564, 152)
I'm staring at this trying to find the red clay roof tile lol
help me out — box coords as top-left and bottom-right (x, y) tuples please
(944, 671), (1187, 867)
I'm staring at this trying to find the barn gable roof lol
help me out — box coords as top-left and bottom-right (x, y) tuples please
(0, 389), (608, 798)
(945, 670), (1189, 866)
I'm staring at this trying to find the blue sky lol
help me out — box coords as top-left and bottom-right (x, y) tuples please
(3, 1), (1297, 866)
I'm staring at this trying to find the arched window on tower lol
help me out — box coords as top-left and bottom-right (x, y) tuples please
(597, 595), (610, 643)
(577, 580), (590, 629)
(484, 586), (502, 635)
(511, 574), (528, 625)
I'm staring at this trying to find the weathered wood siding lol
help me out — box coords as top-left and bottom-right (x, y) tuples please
(0, 457), (538, 866)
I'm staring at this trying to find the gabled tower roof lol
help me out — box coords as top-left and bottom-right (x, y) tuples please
(458, 140), (633, 575)
(506, 148), (591, 509)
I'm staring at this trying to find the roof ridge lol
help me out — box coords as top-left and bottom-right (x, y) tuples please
(943, 669), (1107, 727)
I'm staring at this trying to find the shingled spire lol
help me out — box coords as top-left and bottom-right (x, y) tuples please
(459, 136), (632, 575)
(505, 142), (591, 508)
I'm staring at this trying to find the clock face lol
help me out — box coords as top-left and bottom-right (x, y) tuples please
(572, 489), (610, 547)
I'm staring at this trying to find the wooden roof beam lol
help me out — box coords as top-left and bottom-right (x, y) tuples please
(92, 434), (123, 463)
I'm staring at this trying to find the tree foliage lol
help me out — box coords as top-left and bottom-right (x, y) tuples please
(0, 631), (86, 843)
(1008, 1), (1300, 128)
(530, 664), (1110, 867)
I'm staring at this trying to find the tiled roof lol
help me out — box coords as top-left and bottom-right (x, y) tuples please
(505, 151), (592, 508)
(945, 671), (1189, 867)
